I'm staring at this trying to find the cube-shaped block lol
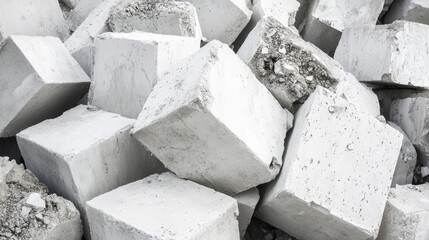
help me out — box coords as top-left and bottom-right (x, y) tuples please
(86, 172), (239, 240)
(16, 105), (164, 239)
(233, 188), (260, 238)
(378, 184), (429, 240)
(89, 32), (200, 119)
(257, 87), (403, 240)
(335, 21), (429, 88)
(132, 40), (290, 194)
(0, 36), (90, 137)
(384, 0), (429, 25)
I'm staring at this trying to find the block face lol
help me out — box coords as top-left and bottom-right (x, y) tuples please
(335, 21), (429, 88)
(86, 172), (239, 240)
(257, 87), (403, 240)
(233, 188), (260, 238)
(133, 40), (290, 194)
(252, 0), (300, 27)
(89, 32), (200, 119)
(69, 0), (103, 31)
(384, 0), (429, 25)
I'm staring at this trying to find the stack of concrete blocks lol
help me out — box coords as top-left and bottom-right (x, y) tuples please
(16, 105), (165, 239)
(256, 87), (403, 239)
(384, 0), (429, 25)
(233, 188), (260, 238)
(237, 17), (380, 116)
(0, 35), (90, 137)
(89, 32), (200, 119)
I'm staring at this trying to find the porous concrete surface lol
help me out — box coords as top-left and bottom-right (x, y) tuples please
(0, 35), (90, 137)
(132, 40), (290, 195)
(233, 188), (260, 239)
(0, 157), (82, 240)
(335, 21), (429, 88)
(384, 0), (429, 25)
(86, 172), (239, 240)
(257, 87), (403, 240)
(238, 17), (380, 116)
(16, 105), (165, 239)
(89, 31), (200, 119)
(378, 184), (429, 240)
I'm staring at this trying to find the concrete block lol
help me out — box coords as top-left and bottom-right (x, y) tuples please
(60, 0), (80, 9)
(301, 0), (384, 54)
(257, 87), (403, 240)
(16, 105), (165, 239)
(378, 184), (429, 240)
(233, 188), (260, 239)
(185, 0), (252, 45)
(252, 0), (300, 27)
(132, 40), (290, 195)
(68, 0), (103, 30)
(384, 0), (429, 25)
(335, 21), (429, 88)
(238, 17), (380, 116)
(89, 32), (200, 119)
(86, 172), (239, 240)
(0, 36), (90, 137)
(0, 0), (69, 43)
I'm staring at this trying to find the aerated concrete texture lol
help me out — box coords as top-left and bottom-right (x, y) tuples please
(86, 172), (240, 240)
(0, 36), (91, 137)
(238, 17), (380, 116)
(69, 0), (103, 31)
(301, 0), (384, 55)
(89, 32), (200, 119)
(16, 105), (165, 239)
(378, 184), (429, 240)
(132, 40), (291, 195)
(233, 188), (260, 239)
(0, 0), (69, 43)
(257, 87), (403, 240)
(335, 21), (429, 89)
(0, 157), (83, 240)
(384, 0), (429, 25)
(184, 0), (252, 45)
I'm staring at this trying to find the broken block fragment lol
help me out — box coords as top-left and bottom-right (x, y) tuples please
(86, 172), (239, 240)
(132, 40), (290, 195)
(238, 17), (379, 116)
(257, 87), (403, 240)
(89, 32), (200, 119)
(16, 105), (164, 239)
(233, 188), (260, 238)
(0, 36), (90, 137)
(335, 21), (429, 88)
(384, 0), (429, 25)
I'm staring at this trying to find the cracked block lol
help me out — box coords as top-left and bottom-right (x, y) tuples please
(132, 40), (291, 195)
(0, 36), (90, 137)
(233, 188), (260, 238)
(257, 87), (403, 240)
(384, 0), (429, 25)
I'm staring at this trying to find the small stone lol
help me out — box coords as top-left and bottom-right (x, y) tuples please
(20, 207), (31, 217)
(26, 193), (46, 209)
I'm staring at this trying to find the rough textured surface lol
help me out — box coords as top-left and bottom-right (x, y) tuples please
(87, 172), (239, 240)
(0, 157), (82, 240)
(384, 0), (429, 25)
(233, 188), (260, 239)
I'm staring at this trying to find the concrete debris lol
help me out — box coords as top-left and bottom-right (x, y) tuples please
(384, 0), (429, 25)
(233, 188), (260, 239)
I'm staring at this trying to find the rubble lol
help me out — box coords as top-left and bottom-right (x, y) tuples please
(233, 188), (260, 238)
(0, 157), (82, 240)
(384, 0), (429, 25)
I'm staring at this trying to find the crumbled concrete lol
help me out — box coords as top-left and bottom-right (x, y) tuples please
(378, 184), (429, 240)
(238, 17), (380, 116)
(86, 172), (239, 240)
(0, 157), (82, 240)
(89, 31), (200, 119)
(132, 40), (291, 195)
(233, 188), (260, 239)
(68, 0), (103, 31)
(257, 87), (403, 240)
(335, 21), (429, 88)
(16, 105), (165, 239)
(0, 35), (91, 137)
(384, 0), (429, 25)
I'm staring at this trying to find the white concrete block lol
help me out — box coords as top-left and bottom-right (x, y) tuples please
(16, 105), (165, 239)
(86, 172), (239, 240)
(69, 0), (103, 31)
(302, 0), (384, 54)
(378, 184), (429, 240)
(89, 32), (200, 119)
(384, 0), (429, 25)
(252, 0), (300, 28)
(0, 36), (90, 137)
(238, 17), (380, 116)
(185, 0), (252, 45)
(335, 21), (429, 88)
(257, 87), (403, 240)
(0, 0), (69, 42)
(132, 40), (290, 195)
(233, 188), (260, 238)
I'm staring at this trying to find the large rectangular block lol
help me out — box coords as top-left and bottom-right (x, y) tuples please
(89, 32), (200, 119)
(16, 105), (165, 239)
(0, 36), (90, 137)
(335, 21), (429, 88)
(132, 40), (291, 195)
(257, 87), (403, 240)
(86, 172), (239, 240)
(384, 0), (429, 25)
